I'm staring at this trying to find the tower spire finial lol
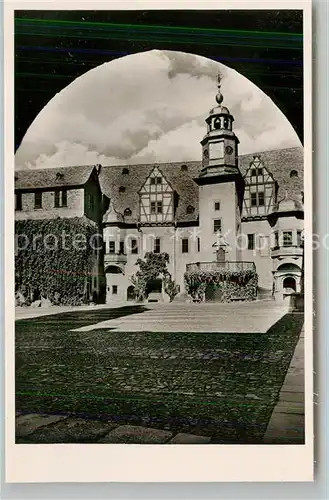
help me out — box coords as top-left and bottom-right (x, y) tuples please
(215, 72), (223, 105)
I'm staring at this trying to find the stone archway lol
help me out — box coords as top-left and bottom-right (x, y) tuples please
(274, 262), (301, 298)
(283, 276), (296, 292)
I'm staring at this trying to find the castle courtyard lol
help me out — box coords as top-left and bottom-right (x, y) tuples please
(15, 301), (304, 444)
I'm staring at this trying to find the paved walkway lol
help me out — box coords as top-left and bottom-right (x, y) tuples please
(263, 324), (305, 444)
(71, 300), (289, 334)
(15, 413), (211, 444)
(15, 302), (128, 321)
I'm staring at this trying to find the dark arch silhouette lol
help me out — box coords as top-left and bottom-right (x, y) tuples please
(105, 265), (123, 274)
(277, 263), (301, 272)
(283, 276), (297, 291)
(15, 10), (303, 151)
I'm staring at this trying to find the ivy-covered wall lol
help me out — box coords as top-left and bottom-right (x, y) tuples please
(15, 217), (105, 306)
(184, 269), (258, 302)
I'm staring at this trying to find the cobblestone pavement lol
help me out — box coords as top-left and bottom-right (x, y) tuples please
(15, 303), (303, 444)
(264, 322), (305, 444)
(71, 300), (289, 334)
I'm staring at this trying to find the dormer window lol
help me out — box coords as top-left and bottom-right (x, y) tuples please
(119, 186), (126, 193)
(150, 177), (162, 186)
(186, 205), (195, 215)
(181, 164), (188, 172)
(56, 172), (64, 181)
(290, 170), (298, 178)
(122, 168), (129, 175)
(124, 208), (132, 217)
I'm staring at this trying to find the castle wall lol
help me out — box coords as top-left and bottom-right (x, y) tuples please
(15, 188), (85, 221)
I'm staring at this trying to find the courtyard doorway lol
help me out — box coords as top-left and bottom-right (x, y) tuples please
(127, 285), (136, 301)
(283, 276), (296, 293)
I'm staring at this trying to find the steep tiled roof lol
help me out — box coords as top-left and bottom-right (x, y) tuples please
(14, 147), (303, 223)
(99, 147), (303, 223)
(15, 164), (96, 190)
(99, 161), (201, 224)
(238, 147), (304, 200)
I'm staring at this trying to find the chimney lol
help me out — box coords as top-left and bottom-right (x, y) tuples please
(95, 164), (102, 175)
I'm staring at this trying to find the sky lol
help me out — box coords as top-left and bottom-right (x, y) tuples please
(15, 49), (301, 170)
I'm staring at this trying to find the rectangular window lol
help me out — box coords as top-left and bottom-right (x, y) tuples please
(119, 241), (125, 255)
(112, 285), (118, 295)
(108, 241), (115, 254)
(156, 177), (162, 185)
(247, 234), (255, 250)
(214, 201), (220, 211)
(251, 192), (257, 206)
(150, 177), (156, 185)
(150, 201), (156, 213)
(297, 230), (303, 247)
(197, 237), (200, 252)
(34, 191), (42, 209)
(258, 191), (265, 206)
(15, 193), (22, 211)
(157, 201), (163, 214)
(131, 239), (138, 254)
(274, 231), (279, 248)
(283, 231), (293, 247)
(213, 219), (222, 233)
(154, 238), (161, 254)
(182, 238), (189, 253)
(62, 188), (67, 207)
(251, 168), (257, 177)
(257, 168), (263, 176)
(54, 189), (67, 208)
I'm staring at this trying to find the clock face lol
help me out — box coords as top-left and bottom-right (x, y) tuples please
(225, 145), (233, 155)
(209, 141), (224, 160)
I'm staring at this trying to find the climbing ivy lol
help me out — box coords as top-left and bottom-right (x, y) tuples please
(184, 269), (258, 302)
(15, 217), (103, 306)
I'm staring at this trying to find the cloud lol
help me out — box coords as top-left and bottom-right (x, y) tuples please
(16, 49), (301, 169)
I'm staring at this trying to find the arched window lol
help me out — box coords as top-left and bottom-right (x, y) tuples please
(119, 186), (126, 193)
(124, 208), (132, 217)
(186, 205), (195, 215)
(181, 164), (188, 172)
(290, 170), (298, 178)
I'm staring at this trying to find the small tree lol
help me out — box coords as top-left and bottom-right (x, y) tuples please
(130, 252), (179, 302)
(163, 276), (180, 302)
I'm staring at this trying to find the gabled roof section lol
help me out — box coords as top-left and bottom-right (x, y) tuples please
(15, 164), (97, 190)
(244, 155), (275, 184)
(99, 161), (201, 224)
(139, 166), (174, 194)
(239, 147), (303, 199)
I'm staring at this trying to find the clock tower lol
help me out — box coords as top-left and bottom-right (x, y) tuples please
(195, 75), (245, 262)
(200, 74), (241, 179)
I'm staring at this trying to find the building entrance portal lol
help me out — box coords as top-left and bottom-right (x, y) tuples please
(283, 276), (296, 293)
